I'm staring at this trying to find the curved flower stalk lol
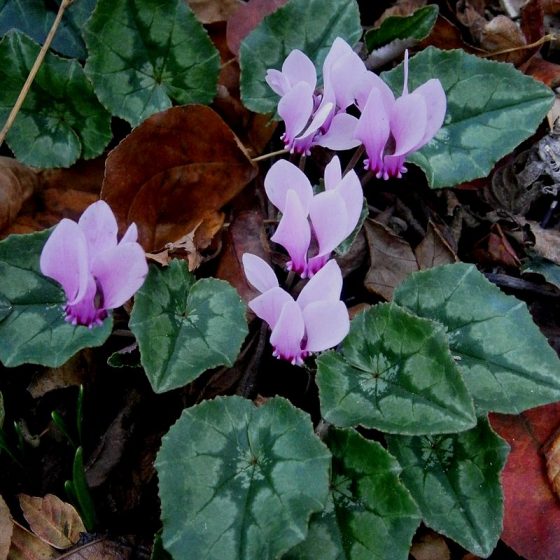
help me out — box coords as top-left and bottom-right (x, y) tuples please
(265, 157), (363, 277)
(243, 254), (349, 365)
(40, 200), (148, 328)
(265, 38), (366, 154)
(354, 51), (447, 179)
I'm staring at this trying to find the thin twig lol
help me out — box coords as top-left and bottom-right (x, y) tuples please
(251, 148), (288, 162)
(343, 146), (364, 176)
(480, 34), (557, 58)
(0, 0), (75, 148)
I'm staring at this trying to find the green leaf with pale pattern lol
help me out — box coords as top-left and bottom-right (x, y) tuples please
(156, 396), (331, 560)
(316, 303), (476, 435)
(84, 0), (220, 126)
(0, 230), (112, 368)
(394, 263), (560, 413)
(386, 418), (509, 557)
(382, 47), (554, 188)
(522, 255), (560, 290)
(129, 260), (248, 393)
(285, 428), (420, 560)
(0, 31), (112, 168)
(240, 0), (362, 114)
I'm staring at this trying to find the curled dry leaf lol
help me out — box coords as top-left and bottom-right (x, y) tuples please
(55, 537), (133, 559)
(410, 530), (450, 560)
(414, 220), (458, 270)
(101, 105), (257, 252)
(18, 494), (85, 550)
(0, 157), (38, 234)
(187, 0), (243, 23)
(545, 431), (560, 498)
(0, 496), (13, 560)
(521, 218), (560, 265)
(7, 522), (57, 560)
(374, 0), (428, 22)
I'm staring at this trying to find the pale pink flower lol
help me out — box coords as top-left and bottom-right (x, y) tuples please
(40, 201), (148, 328)
(243, 254), (349, 365)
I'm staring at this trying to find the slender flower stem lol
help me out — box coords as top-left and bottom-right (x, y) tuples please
(0, 0), (75, 148)
(298, 154), (306, 171)
(343, 146), (364, 176)
(361, 170), (374, 187)
(285, 270), (296, 291)
(251, 149), (288, 162)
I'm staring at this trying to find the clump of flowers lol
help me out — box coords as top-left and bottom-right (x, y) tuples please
(40, 200), (148, 327)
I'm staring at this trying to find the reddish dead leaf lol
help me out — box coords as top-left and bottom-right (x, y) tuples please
(545, 431), (560, 498)
(472, 224), (522, 268)
(544, 0), (560, 13)
(364, 219), (418, 300)
(18, 495), (84, 550)
(419, 15), (483, 53)
(0, 157), (39, 235)
(0, 496), (13, 560)
(524, 55), (560, 87)
(38, 158), (105, 196)
(187, 0), (243, 23)
(414, 220), (458, 270)
(216, 209), (270, 302)
(490, 403), (560, 560)
(56, 537), (133, 559)
(374, 0), (427, 22)
(226, 0), (289, 55)
(410, 530), (450, 560)
(101, 105), (257, 252)
(7, 522), (57, 560)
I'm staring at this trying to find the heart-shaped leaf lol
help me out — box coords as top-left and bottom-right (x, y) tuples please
(0, 230), (112, 368)
(316, 303), (476, 435)
(156, 396), (331, 560)
(386, 418), (509, 557)
(285, 427), (420, 560)
(394, 263), (560, 413)
(0, 31), (112, 168)
(84, 0), (220, 126)
(129, 260), (248, 393)
(239, 0), (362, 114)
(382, 47), (554, 188)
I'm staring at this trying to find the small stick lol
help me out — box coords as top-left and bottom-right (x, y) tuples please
(0, 0), (75, 148)
(480, 34), (557, 58)
(251, 148), (288, 162)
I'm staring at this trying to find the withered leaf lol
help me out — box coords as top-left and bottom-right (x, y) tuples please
(414, 220), (458, 269)
(102, 105), (257, 252)
(0, 496), (12, 560)
(521, 218), (560, 265)
(410, 530), (450, 560)
(7, 522), (57, 560)
(18, 494), (85, 550)
(545, 431), (560, 499)
(0, 157), (38, 234)
(187, 0), (243, 23)
(364, 219), (418, 300)
(56, 537), (133, 559)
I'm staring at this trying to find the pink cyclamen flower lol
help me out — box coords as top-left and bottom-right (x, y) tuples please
(40, 200), (148, 328)
(354, 51), (447, 179)
(265, 157), (363, 277)
(265, 39), (364, 155)
(243, 254), (349, 365)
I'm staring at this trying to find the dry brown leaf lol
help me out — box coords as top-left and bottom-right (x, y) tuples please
(101, 105), (257, 252)
(521, 218), (560, 264)
(56, 537), (133, 559)
(414, 220), (458, 269)
(187, 0), (243, 23)
(411, 530), (450, 560)
(7, 522), (57, 560)
(0, 496), (13, 560)
(374, 0), (427, 23)
(0, 157), (39, 234)
(545, 432), (560, 498)
(364, 219), (418, 300)
(481, 14), (527, 51)
(524, 55), (560, 88)
(18, 495), (85, 550)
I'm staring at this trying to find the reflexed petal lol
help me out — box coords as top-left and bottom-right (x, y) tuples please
(90, 242), (147, 309)
(270, 300), (305, 363)
(354, 88), (391, 173)
(324, 156), (342, 191)
(278, 82), (314, 146)
(309, 190), (348, 258)
(121, 222), (138, 244)
(242, 253), (278, 293)
(78, 200), (118, 256)
(40, 219), (90, 305)
(297, 259), (343, 308)
(355, 71), (395, 112)
(335, 169), (363, 238)
(265, 69), (291, 96)
(303, 300), (349, 352)
(389, 93), (427, 157)
(249, 287), (293, 330)
(322, 38), (354, 107)
(315, 113), (360, 151)
(329, 51), (368, 109)
(282, 49), (317, 90)
(412, 78), (447, 146)
(271, 190), (311, 275)
(264, 159), (313, 213)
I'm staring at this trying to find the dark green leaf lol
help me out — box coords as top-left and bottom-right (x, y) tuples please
(156, 396), (331, 560)
(107, 343), (141, 368)
(394, 263), (560, 413)
(0, 30), (112, 167)
(365, 5), (439, 51)
(240, 0), (362, 114)
(129, 261), (248, 393)
(522, 255), (560, 289)
(316, 303), (476, 434)
(387, 418), (509, 557)
(382, 47), (554, 188)
(0, 230), (112, 368)
(0, 0), (96, 58)
(84, 0), (220, 126)
(285, 428), (420, 560)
